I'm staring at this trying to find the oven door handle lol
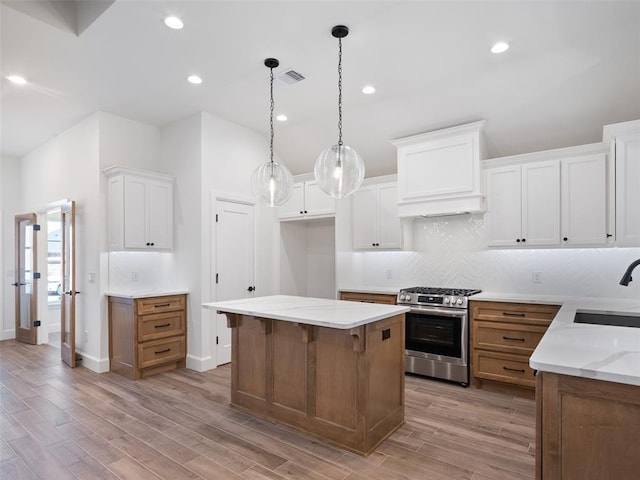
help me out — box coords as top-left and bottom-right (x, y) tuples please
(409, 307), (466, 317)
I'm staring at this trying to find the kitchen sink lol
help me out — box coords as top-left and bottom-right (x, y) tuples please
(574, 310), (640, 328)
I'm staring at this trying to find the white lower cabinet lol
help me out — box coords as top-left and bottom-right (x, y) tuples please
(353, 182), (402, 250)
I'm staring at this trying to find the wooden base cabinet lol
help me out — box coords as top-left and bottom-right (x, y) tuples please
(108, 294), (187, 379)
(227, 312), (405, 455)
(536, 372), (640, 479)
(470, 301), (559, 390)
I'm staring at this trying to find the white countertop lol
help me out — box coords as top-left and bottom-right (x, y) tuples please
(338, 287), (401, 296)
(105, 290), (189, 299)
(473, 292), (640, 386)
(203, 295), (409, 330)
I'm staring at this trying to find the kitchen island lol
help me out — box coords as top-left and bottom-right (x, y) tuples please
(203, 295), (409, 455)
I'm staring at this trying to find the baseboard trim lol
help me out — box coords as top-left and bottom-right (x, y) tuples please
(77, 351), (109, 373)
(1, 329), (15, 341)
(186, 354), (216, 372)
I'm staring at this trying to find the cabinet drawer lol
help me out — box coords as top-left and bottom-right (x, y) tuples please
(340, 292), (397, 305)
(472, 351), (536, 388)
(470, 301), (559, 326)
(138, 336), (185, 369)
(138, 311), (185, 342)
(137, 295), (186, 315)
(473, 321), (546, 355)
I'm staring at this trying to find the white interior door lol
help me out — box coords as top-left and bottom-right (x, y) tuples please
(214, 200), (254, 366)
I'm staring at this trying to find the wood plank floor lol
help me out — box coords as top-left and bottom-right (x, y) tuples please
(0, 340), (535, 479)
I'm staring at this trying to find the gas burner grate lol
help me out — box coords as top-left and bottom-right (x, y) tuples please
(400, 287), (482, 297)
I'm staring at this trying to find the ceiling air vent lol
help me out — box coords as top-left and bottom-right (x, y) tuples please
(276, 69), (306, 85)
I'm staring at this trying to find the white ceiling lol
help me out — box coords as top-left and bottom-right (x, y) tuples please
(2, 1), (639, 177)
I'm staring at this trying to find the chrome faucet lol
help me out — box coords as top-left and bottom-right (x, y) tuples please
(620, 258), (640, 286)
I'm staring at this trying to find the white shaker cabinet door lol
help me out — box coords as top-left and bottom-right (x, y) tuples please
(561, 154), (607, 246)
(486, 165), (522, 247)
(353, 186), (378, 249)
(304, 181), (335, 217)
(376, 183), (402, 249)
(278, 183), (305, 219)
(521, 161), (560, 246)
(147, 179), (173, 249)
(123, 176), (148, 249)
(616, 133), (640, 246)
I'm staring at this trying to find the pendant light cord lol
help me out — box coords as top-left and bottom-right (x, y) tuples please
(337, 37), (343, 147)
(269, 66), (275, 164)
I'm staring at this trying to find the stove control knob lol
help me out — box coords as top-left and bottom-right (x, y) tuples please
(444, 297), (450, 304)
(400, 294), (406, 301)
(456, 298), (464, 305)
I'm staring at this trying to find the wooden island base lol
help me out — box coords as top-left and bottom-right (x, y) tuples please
(226, 312), (405, 455)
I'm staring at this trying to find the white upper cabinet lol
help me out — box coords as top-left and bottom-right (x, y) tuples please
(485, 143), (610, 248)
(392, 121), (486, 217)
(278, 180), (335, 221)
(561, 154), (607, 245)
(104, 166), (174, 251)
(353, 182), (402, 250)
(604, 120), (640, 246)
(486, 161), (560, 247)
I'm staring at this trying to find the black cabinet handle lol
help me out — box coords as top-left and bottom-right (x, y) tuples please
(304, 210), (308, 214)
(247, 286), (255, 292)
(155, 348), (171, 354)
(503, 366), (525, 373)
(521, 238), (526, 243)
(563, 237), (568, 241)
(502, 312), (526, 317)
(154, 303), (171, 307)
(154, 323), (171, 329)
(65, 290), (81, 295)
(516, 239), (521, 243)
(606, 234), (613, 238)
(503, 336), (526, 342)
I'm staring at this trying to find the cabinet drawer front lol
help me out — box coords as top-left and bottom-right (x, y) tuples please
(472, 351), (536, 388)
(137, 295), (186, 315)
(473, 321), (546, 355)
(340, 292), (397, 305)
(470, 301), (559, 326)
(138, 311), (185, 342)
(139, 337), (185, 369)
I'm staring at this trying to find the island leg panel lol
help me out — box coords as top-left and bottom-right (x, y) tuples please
(228, 312), (405, 455)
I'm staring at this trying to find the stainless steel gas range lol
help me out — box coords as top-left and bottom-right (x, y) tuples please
(397, 287), (482, 386)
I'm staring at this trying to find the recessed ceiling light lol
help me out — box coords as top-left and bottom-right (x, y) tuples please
(491, 42), (509, 54)
(187, 75), (202, 84)
(6, 74), (27, 85)
(276, 114), (288, 122)
(362, 85), (376, 95)
(164, 16), (184, 29)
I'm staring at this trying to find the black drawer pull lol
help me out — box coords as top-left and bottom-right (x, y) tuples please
(503, 336), (526, 342)
(154, 323), (171, 328)
(154, 303), (171, 308)
(502, 312), (526, 317)
(155, 348), (171, 354)
(503, 366), (525, 373)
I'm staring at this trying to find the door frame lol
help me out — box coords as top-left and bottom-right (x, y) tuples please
(207, 190), (257, 367)
(14, 213), (39, 344)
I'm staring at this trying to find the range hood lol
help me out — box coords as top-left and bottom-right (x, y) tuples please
(391, 121), (486, 217)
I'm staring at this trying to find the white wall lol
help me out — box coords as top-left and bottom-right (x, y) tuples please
(337, 213), (640, 299)
(18, 113), (104, 368)
(0, 156), (21, 339)
(200, 111), (278, 368)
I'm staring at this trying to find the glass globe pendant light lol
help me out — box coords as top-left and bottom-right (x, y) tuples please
(314, 25), (365, 198)
(251, 58), (294, 207)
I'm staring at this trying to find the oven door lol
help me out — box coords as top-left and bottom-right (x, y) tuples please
(405, 307), (467, 366)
